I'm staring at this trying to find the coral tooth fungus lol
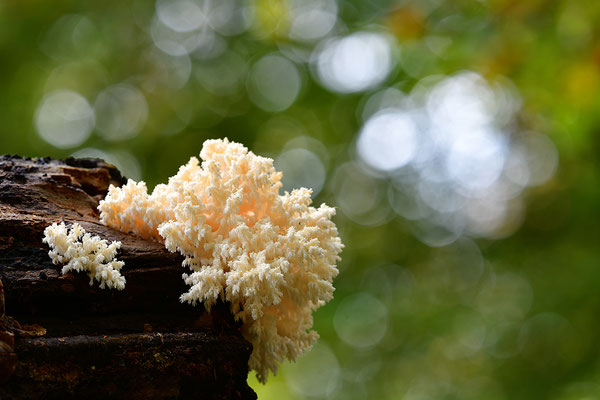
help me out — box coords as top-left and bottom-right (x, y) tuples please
(98, 138), (343, 382)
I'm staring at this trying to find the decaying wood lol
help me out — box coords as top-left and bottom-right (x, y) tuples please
(0, 155), (256, 399)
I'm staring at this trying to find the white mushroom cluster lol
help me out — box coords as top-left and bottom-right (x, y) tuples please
(42, 222), (126, 290)
(98, 138), (343, 382)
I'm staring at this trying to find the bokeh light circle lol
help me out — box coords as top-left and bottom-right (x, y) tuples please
(248, 54), (301, 112)
(357, 109), (419, 173)
(35, 90), (95, 149)
(315, 32), (393, 93)
(94, 84), (148, 141)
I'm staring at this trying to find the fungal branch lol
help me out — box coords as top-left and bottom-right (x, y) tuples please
(43, 222), (126, 290)
(91, 138), (344, 383)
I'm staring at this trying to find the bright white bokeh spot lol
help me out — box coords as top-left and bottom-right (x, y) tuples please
(94, 84), (148, 141)
(288, 0), (338, 42)
(445, 129), (506, 191)
(425, 74), (508, 191)
(377, 71), (553, 240)
(357, 109), (419, 173)
(333, 292), (388, 349)
(286, 341), (340, 398)
(427, 72), (496, 136)
(275, 148), (326, 196)
(35, 90), (95, 149)
(248, 54), (301, 112)
(316, 32), (393, 93)
(414, 154), (449, 184)
(156, 0), (205, 32)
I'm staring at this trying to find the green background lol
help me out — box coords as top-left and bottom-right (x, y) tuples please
(2, 0), (600, 398)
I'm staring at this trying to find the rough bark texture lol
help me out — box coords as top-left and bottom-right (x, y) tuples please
(0, 155), (256, 399)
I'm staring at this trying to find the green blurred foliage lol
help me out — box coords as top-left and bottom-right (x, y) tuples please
(2, 0), (600, 398)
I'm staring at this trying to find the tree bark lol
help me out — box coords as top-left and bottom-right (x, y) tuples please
(0, 155), (256, 399)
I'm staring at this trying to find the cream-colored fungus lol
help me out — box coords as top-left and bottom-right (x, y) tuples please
(43, 222), (126, 290)
(98, 138), (343, 382)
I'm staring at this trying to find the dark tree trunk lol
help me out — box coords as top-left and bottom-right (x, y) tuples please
(0, 155), (256, 399)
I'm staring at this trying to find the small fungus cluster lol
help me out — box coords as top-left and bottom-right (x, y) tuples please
(43, 222), (126, 290)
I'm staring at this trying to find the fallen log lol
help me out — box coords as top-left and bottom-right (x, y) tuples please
(0, 155), (256, 399)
